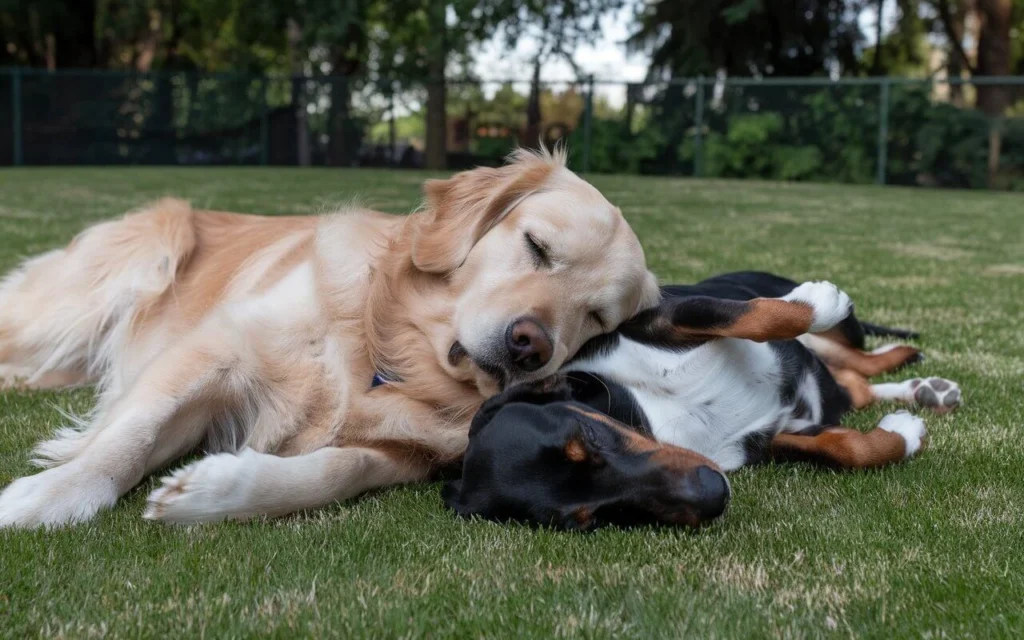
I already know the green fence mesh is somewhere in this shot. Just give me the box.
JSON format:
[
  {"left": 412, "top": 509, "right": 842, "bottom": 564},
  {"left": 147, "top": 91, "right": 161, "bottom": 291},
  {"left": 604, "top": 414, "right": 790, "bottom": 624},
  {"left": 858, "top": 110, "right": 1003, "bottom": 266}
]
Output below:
[{"left": 2, "top": 69, "right": 1022, "bottom": 190}]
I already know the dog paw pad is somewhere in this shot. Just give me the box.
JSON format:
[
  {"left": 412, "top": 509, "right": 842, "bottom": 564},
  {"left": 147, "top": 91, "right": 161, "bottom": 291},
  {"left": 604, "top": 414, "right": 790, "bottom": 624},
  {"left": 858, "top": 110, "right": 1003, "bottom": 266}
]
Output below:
[{"left": 912, "top": 378, "right": 962, "bottom": 414}]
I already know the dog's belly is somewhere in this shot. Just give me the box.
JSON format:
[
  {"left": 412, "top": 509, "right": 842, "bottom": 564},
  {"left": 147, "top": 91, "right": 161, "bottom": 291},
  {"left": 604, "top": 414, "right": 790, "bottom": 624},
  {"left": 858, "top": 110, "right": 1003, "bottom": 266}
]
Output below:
[
  {"left": 572, "top": 338, "right": 824, "bottom": 470},
  {"left": 638, "top": 341, "right": 796, "bottom": 470}
]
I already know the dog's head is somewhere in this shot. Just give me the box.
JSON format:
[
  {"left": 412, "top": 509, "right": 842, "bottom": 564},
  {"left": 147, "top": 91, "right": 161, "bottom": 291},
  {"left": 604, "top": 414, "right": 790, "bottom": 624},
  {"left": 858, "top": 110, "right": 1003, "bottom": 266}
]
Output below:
[
  {"left": 411, "top": 149, "right": 659, "bottom": 394},
  {"left": 442, "top": 376, "right": 730, "bottom": 531}
]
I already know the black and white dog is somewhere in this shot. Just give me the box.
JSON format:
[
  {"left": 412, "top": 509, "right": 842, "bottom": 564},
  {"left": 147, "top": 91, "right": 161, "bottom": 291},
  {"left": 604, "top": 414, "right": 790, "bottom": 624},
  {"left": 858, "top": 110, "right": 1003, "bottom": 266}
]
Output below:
[{"left": 443, "top": 272, "right": 961, "bottom": 530}]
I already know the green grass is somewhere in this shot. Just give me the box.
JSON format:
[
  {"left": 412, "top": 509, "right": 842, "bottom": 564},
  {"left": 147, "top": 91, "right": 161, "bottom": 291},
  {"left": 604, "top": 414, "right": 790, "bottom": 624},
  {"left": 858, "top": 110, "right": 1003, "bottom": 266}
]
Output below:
[{"left": 1, "top": 168, "right": 1023, "bottom": 637}]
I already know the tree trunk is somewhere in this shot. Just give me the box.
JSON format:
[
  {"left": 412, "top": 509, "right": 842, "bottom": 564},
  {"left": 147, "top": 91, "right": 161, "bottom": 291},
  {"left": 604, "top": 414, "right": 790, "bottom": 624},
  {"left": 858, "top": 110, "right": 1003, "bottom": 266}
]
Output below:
[
  {"left": 975, "top": 0, "right": 1012, "bottom": 183},
  {"left": 424, "top": 1, "right": 447, "bottom": 170},
  {"left": 327, "top": 75, "right": 353, "bottom": 166},
  {"left": 389, "top": 92, "right": 397, "bottom": 165},
  {"left": 947, "top": 6, "right": 965, "bottom": 107},
  {"left": 524, "top": 56, "right": 543, "bottom": 148},
  {"left": 870, "top": 0, "right": 885, "bottom": 75},
  {"left": 624, "top": 84, "right": 637, "bottom": 134},
  {"left": 287, "top": 18, "right": 311, "bottom": 167},
  {"left": 975, "top": 0, "right": 1012, "bottom": 114}
]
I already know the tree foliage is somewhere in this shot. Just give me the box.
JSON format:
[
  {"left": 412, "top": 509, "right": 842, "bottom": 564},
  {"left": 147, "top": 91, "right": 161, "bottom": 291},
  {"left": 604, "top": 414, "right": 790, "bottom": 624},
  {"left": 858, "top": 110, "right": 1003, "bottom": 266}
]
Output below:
[{"left": 628, "top": 0, "right": 864, "bottom": 78}]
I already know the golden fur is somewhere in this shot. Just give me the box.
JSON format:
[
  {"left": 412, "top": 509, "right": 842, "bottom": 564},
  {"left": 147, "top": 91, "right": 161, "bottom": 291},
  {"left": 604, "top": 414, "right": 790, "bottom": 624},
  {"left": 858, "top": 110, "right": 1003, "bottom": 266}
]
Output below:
[{"left": 0, "top": 149, "right": 660, "bottom": 527}]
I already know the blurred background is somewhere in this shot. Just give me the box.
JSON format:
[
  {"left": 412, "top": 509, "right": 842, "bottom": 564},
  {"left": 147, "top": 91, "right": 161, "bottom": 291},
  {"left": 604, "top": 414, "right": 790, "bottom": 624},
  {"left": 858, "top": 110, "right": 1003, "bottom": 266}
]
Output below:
[{"left": 1, "top": 0, "right": 1022, "bottom": 189}]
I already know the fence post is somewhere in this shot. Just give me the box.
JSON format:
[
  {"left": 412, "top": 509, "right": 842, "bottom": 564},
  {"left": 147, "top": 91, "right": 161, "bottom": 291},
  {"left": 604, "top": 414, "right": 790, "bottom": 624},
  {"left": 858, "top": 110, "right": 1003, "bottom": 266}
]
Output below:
[
  {"left": 876, "top": 78, "right": 890, "bottom": 185},
  {"left": 581, "top": 75, "right": 594, "bottom": 173},
  {"left": 694, "top": 77, "right": 705, "bottom": 178},
  {"left": 12, "top": 67, "right": 22, "bottom": 166},
  {"left": 388, "top": 89, "right": 397, "bottom": 166},
  {"left": 259, "top": 77, "right": 269, "bottom": 166}
]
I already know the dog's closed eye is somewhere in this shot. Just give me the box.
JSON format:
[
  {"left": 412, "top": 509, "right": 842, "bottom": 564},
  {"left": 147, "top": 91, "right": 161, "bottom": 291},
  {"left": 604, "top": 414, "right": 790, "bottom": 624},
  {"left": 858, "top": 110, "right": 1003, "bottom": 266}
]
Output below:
[{"left": 524, "top": 233, "right": 552, "bottom": 269}]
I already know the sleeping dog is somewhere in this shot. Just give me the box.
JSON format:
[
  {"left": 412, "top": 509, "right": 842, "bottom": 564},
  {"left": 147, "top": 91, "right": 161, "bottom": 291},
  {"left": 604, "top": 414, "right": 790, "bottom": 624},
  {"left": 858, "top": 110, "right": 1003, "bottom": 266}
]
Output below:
[{"left": 443, "top": 272, "right": 961, "bottom": 530}]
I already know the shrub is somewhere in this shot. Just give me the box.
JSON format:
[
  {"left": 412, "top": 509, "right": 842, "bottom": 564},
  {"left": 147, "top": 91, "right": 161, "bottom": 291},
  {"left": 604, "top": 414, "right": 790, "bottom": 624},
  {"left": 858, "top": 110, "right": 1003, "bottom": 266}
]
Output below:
[
  {"left": 680, "top": 112, "right": 823, "bottom": 181},
  {"left": 566, "top": 118, "right": 662, "bottom": 174},
  {"left": 635, "top": 82, "right": 1024, "bottom": 189}
]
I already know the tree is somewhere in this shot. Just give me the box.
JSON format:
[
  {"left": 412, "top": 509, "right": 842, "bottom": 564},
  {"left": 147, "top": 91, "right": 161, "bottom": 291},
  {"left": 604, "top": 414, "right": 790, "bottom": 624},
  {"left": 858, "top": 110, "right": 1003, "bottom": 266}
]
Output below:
[
  {"left": 627, "top": 0, "right": 864, "bottom": 78},
  {"left": 0, "top": 0, "right": 99, "bottom": 68},
  {"left": 862, "top": 0, "right": 931, "bottom": 77},
  {"left": 425, "top": 0, "right": 448, "bottom": 169},
  {"left": 490, "top": 0, "right": 624, "bottom": 147},
  {"left": 928, "top": 0, "right": 1019, "bottom": 180},
  {"left": 362, "top": 0, "right": 483, "bottom": 170}
]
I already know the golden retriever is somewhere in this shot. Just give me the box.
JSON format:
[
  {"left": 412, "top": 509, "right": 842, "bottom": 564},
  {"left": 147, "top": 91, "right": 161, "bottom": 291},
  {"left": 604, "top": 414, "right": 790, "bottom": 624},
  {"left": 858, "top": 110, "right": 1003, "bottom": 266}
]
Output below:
[{"left": 0, "top": 149, "right": 659, "bottom": 527}]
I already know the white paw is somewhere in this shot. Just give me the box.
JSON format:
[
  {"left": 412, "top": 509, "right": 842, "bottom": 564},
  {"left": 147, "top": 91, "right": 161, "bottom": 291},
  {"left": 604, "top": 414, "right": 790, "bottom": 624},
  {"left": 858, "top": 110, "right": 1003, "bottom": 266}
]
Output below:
[
  {"left": 144, "top": 450, "right": 258, "bottom": 524},
  {"left": 0, "top": 463, "right": 117, "bottom": 529},
  {"left": 782, "top": 281, "right": 853, "bottom": 333},
  {"left": 879, "top": 411, "right": 928, "bottom": 458},
  {"left": 910, "top": 378, "right": 962, "bottom": 414}
]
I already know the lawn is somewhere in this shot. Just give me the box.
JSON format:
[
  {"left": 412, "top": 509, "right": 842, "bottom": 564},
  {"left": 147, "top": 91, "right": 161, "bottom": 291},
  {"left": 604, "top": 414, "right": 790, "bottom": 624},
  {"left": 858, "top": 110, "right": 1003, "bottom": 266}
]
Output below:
[{"left": 1, "top": 168, "right": 1023, "bottom": 637}]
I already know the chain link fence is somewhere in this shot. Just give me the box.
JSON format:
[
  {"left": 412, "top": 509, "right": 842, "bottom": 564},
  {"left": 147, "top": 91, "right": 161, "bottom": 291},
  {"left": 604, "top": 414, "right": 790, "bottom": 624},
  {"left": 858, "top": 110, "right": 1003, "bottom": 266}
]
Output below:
[{"left": 1, "top": 68, "right": 1022, "bottom": 189}]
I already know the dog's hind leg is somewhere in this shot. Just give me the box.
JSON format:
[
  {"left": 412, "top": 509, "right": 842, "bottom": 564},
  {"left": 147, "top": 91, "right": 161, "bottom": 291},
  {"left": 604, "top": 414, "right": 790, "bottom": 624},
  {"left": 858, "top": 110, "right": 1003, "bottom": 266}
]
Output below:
[
  {"left": 871, "top": 378, "right": 962, "bottom": 414},
  {"left": 830, "top": 369, "right": 876, "bottom": 409},
  {"left": 769, "top": 412, "right": 927, "bottom": 469},
  {"left": 832, "top": 368, "right": 961, "bottom": 413},
  {"left": 799, "top": 334, "right": 922, "bottom": 377}
]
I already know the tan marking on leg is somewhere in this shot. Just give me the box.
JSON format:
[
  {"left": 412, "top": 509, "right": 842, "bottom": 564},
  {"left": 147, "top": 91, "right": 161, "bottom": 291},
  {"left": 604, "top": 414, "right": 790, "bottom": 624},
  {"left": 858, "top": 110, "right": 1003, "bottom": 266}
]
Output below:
[
  {"left": 817, "top": 326, "right": 854, "bottom": 347},
  {"left": 770, "top": 426, "right": 909, "bottom": 469},
  {"left": 716, "top": 299, "right": 814, "bottom": 342},
  {"left": 832, "top": 368, "right": 876, "bottom": 409},
  {"left": 803, "top": 335, "right": 921, "bottom": 378}
]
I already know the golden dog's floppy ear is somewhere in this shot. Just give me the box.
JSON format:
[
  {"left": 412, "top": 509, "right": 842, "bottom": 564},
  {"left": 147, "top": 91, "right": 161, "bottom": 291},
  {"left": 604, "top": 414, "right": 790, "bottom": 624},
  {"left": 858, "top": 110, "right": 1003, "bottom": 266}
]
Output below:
[
  {"left": 637, "top": 270, "right": 661, "bottom": 312},
  {"left": 411, "top": 152, "right": 560, "bottom": 273}
]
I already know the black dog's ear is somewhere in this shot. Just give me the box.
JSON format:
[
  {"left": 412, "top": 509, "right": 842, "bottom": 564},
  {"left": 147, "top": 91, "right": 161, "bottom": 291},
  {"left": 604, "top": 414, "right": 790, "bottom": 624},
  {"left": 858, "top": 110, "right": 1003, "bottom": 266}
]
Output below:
[
  {"left": 469, "top": 375, "right": 574, "bottom": 437},
  {"left": 442, "top": 480, "right": 489, "bottom": 521},
  {"left": 441, "top": 479, "right": 464, "bottom": 512}
]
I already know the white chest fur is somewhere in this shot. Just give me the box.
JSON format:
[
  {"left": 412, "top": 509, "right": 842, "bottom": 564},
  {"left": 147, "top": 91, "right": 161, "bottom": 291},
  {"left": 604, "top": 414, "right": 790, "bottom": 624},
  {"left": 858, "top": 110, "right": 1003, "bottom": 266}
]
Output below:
[{"left": 570, "top": 337, "right": 813, "bottom": 471}]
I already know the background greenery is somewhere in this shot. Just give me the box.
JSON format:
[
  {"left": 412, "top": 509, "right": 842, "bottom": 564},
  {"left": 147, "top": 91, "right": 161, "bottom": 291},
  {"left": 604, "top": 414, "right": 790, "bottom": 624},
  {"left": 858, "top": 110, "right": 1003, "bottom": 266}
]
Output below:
[
  {"left": 3, "top": 1, "right": 1023, "bottom": 183},
  {"left": 1, "top": 168, "right": 1022, "bottom": 636}
]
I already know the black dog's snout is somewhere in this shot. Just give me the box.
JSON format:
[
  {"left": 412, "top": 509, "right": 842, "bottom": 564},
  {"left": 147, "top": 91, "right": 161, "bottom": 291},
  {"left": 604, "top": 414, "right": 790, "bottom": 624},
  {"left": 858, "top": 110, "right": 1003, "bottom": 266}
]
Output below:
[
  {"left": 505, "top": 318, "right": 553, "bottom": 372},
  {"left": 677, "top": 465, "right": 730, "bottom": 520}
]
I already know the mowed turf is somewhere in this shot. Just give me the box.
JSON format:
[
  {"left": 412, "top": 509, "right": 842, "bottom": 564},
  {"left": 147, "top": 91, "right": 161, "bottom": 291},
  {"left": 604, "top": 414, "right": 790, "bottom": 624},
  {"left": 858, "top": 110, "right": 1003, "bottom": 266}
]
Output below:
[{"left": 1, "top": 168, "right": 1023, "bottom": 638}]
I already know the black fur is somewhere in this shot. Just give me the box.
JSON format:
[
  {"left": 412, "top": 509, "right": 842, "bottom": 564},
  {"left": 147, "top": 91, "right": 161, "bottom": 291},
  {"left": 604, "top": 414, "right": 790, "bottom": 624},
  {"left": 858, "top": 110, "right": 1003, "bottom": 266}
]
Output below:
[{"left": 564, "top": 372, "right": 652, "bottom": 437}]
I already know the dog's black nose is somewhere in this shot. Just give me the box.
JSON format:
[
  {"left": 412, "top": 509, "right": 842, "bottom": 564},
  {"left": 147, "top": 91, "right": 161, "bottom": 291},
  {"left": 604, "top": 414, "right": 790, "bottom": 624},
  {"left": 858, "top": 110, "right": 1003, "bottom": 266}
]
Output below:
[
  {"left": 677, "top": 465, "right": 730, "bottom": 520},
  {"left": 505, "top": 318, "right": 553, "bottom": 372}
]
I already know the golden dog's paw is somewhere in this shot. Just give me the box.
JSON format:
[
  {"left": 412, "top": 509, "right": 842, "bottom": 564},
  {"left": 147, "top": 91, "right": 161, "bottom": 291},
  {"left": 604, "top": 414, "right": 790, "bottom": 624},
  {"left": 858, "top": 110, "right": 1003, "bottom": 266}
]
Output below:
[
  {"left": 0, "top": 463, "right": 117, "bottom": 529},
  {"left": 144, "top": 450, "right": 256, "bottom": 524}
]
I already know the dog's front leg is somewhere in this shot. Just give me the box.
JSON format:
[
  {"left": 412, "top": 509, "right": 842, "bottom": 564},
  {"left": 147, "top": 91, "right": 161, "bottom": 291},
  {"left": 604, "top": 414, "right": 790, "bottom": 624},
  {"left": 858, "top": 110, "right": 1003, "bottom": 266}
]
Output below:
[
  {"left": 769, "top": 412, "right": 928, "bottom": 469},
  {"left": 143, "top": 447, "right": 431, "bottom": 524},
  {"left": 0, "top": 325, "right": 247, "bottom": 529},
  {"left": 620, "top": 281, "right": 852, "bottom": 345}
]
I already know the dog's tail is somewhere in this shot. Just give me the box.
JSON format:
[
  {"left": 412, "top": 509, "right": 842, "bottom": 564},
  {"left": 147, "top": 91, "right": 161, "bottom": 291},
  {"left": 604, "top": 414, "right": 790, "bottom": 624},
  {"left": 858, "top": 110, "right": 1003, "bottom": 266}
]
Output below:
[
  {"left": 827, "top": 313, "right": 919, "bottom": 350},
  {"left": 0, "top": 198, "right": 196, "bottom": 389},
  {"left": 860, "top": 322, "right": 920, "bottom": 341}
]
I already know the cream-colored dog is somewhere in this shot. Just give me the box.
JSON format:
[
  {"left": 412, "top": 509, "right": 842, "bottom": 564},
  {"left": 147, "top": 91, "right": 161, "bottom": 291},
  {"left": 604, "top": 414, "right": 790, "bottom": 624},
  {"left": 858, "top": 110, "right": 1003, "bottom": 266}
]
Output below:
[{"left": 0, "top": 149, "right": 659, "bottom": 528}]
